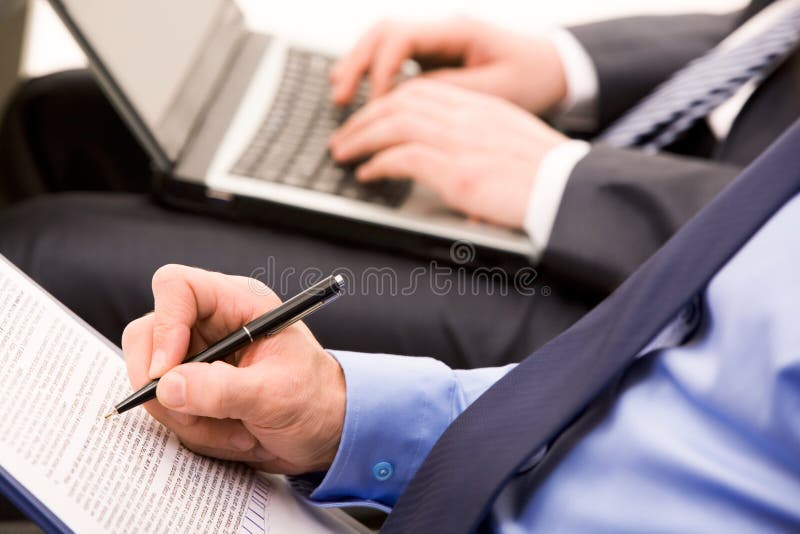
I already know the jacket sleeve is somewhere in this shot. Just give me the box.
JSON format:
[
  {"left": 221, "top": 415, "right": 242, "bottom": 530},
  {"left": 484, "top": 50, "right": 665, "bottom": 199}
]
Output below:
[
  {"left": 567, "top": 12, "right": 739, "bottom": 132},
  {"left": 540, "top": 146, "right": 741, "bottom": 294}
]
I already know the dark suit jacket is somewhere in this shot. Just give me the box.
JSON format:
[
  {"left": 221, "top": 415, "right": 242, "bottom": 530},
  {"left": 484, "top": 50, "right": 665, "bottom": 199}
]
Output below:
[{"left": 545, "top": 0, "right": 794, "bottom": 294}]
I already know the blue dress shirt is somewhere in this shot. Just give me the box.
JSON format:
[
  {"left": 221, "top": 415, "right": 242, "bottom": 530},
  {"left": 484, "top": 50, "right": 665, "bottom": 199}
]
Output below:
[{"left": 303, "top": 192, "right": 800, "bottom": 532}]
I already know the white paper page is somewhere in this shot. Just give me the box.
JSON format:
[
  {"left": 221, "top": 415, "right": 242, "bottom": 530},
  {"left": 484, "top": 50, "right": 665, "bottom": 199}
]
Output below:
[{"left": 0, "top": 257, "right": 361, "bottom": 533}]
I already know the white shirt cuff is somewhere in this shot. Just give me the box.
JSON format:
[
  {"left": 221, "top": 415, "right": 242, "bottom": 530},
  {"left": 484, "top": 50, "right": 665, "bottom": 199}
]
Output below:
[
  {"left": 548, "top": 28, "right": 599, "bottom": 132},
  {"left": 524, "top": 140, "right": 591, "bottom": 255}
]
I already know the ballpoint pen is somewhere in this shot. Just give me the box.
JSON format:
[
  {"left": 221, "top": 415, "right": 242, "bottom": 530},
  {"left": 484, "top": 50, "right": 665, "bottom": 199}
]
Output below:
[{"left": 104, "top": 274, "right": 345, "bottom": 418}]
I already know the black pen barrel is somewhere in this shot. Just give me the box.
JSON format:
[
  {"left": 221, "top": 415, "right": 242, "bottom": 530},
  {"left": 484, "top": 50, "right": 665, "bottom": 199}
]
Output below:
[
  {"left": 244, "top": 275, "right": 344, "bottom": 338},
  {"left": 115, "top": 381, "right": 158, "bottom": 415},
  {"left": 186, "top": 328, "right": 252, "bottom": 365}
]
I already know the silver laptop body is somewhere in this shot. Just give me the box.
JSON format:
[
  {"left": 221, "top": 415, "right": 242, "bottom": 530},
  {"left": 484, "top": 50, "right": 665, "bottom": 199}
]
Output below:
[{"left": 48, "top": 0, "right": 535, "bottom": 266}]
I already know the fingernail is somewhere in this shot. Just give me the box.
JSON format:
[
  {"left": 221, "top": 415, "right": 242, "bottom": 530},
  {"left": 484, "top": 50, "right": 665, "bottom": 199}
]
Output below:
[
  {"left": 158, "top": 371, "right": 186, "bottom": 408},
  {"left": 230, "top": 430, "right": 256, "bottom": 451},
  {"left": 149, "top": 348, "right": 168, "bottom": 379},
  {"left": 356, "top": 166, "right": 368, "bottom": 180}
]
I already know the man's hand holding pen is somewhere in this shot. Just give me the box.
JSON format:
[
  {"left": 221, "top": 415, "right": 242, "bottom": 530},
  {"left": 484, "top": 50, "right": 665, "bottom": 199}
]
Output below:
[{"left": 121, "top": 264, "right": 346, "bottom": 475}]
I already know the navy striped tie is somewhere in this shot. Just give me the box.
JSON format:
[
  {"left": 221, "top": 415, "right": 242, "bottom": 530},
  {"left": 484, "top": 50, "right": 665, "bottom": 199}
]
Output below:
[{"left": 599, "top": 6, "right": 800, "bottom": 152}]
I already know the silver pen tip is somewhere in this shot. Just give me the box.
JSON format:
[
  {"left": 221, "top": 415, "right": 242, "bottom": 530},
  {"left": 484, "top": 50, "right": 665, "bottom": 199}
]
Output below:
[
  {"left": 334, "top": 274, "right": 345, "bottom": 287},
  {"left": 103, "top": 409, "right": 118, "bottom": 420}
]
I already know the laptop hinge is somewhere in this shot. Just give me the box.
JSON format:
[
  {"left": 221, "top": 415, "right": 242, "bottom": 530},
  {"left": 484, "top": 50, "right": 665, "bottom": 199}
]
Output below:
[{"left": 155, "top": 1, "right": 249, "bottom": 163}]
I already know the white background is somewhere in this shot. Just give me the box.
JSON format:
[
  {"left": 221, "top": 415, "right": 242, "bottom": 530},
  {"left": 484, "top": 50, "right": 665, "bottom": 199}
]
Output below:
[{"left": 22, "top": 0, "right": 746, "bottom": 76}]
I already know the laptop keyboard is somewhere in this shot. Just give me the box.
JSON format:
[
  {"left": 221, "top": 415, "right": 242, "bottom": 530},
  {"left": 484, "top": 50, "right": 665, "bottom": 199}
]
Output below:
[{"left": 231, "top": 48, "right": 413, "bottom": 208}]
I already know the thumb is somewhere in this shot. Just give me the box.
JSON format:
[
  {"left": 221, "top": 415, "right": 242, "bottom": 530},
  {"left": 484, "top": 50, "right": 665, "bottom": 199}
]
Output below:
[{"left": 157, "top": 360, "right": 262, "bottom": 420}]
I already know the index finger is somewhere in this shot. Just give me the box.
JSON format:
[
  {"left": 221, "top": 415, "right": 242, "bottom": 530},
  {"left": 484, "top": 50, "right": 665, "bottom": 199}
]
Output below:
[
  {"left": 330, "top": 21, "right": 388, "bottom": 106},
  {"left": 332, "top": 18, "right": 481, "bottom": 105},
  {"left": 148, "top": 264, "right": 280, "bottom": 379},
  {"left": 122, "top": 313, "right": 158, "bottom": 392}
]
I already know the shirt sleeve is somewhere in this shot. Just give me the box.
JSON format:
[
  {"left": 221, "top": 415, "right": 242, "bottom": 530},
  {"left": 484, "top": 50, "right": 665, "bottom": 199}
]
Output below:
[
  {"left": 293, "top": 303, "right": 699, "bottom": 511},
  {"left": 524, "top": 140, "right": 591, "bottom": 256},
  {"left": 304, "top": 351, "right": 515, "bottom": 510},
  {"left": 548, "top": 28, "right": 600, "bottom": 132}
]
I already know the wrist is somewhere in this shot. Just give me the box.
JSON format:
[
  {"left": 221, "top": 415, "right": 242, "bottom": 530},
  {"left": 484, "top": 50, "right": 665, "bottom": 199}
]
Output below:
[
  {"left": 309, "top": 351, "right": 459, "bottom": 507},
  {"left": 537, "top": 36, "right": 569, "bottom": 114},
  {"left": 524, "top": 139, "right": 591, "bottom": 253},
  {"left": 316, "top": 350, "right": 346, "bottom": 469},
  {"left": 516, "top": 33, "right": 569, "bottom": 115},
  {"left": 511, "top": 136, "right": 570, "bottom": 230},
  {"left": 546, "top": 28, "right": 599, "bottom": 131}
]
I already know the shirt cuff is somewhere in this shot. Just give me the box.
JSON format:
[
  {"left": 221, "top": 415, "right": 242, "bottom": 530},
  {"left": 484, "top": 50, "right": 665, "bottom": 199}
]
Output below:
[
  {"left": 548, "top": 28, "right": 599, "bottom": 132},
  {"left": 524, "top": 140, "right": 591, "bottom": 255},
  {"left": 307, "top": 351, "right": 459, "bottom": 510}
]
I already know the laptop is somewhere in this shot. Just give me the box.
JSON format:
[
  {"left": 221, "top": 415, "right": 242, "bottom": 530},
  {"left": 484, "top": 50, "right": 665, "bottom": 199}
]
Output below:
[{"left": 47, "top": 0, "right": 535, "bottom": 267}]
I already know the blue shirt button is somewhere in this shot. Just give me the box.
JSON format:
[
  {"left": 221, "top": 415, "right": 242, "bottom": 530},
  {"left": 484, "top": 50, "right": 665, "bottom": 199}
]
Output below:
[{"left": 372, "top": 461, "right": 394, "bottom": 481}]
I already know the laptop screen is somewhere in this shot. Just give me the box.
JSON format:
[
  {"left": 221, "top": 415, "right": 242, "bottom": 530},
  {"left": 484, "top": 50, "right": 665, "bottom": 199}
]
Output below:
[{"left": 53, "top": 0, "right": 237, "bottom": 164}]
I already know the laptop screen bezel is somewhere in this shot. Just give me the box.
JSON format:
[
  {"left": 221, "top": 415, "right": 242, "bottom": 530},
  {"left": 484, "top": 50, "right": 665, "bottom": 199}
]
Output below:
[{"left": 46, "top": 0, "right": 173, "bottom": 173}]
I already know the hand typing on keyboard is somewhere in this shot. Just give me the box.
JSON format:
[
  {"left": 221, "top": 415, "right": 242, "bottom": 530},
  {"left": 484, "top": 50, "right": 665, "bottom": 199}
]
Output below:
[
  {"left": 326, "top": 17, "right": 572, "bottom": 229},
  {"left": 329, "top": 78, "right": 568, "bottom": 229},
  {"left": 329, "top": 17, "right": 568, "bottom": 115}
]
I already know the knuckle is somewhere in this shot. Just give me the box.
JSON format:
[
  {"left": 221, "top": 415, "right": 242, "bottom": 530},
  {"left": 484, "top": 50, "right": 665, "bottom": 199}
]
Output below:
[
  {"left": 407, "top": 78, "right": 442, "bottom": 101},
  {"left": 168, "top": 410, "right": 197, "bottom": 427},
  {"left": 121, "top": 317, "right": 146, "bottom": 351},
  {"left": 391, "top": 115, "right": 416, "bottom": 139},
  {"left": 238, "top": 274, "right": 277, "bottom": 301},
  {"left": 402, "top": 144, "right": 426, "bottom": 168},
  {"left": 402, "top": 78, "right": 429, "bottom": 95},
  {"left": 384, "top": 31, "right": 410, "bottom": 58},
  {"left": 248, "top": 277, "right": 270, "bottom": 295},
  {"left": 450, "top": 107, "right": 476, "bottom": 128},
  {"left": 388, "top": 112, "right": 422, "bottom": 141},
  {"left": 264, "top": 292, "right": 283, "bottom": 310},
  {"left": 151, "top": 263, "right": 184, "bottom": 290},
  {"left": 382, "top": 93, "right": 405, "bottom": 115},
  {"left": 374, "top": 18, "right": 394, "bottom": 35},
  {"left": 174, "top": 432, "right": 204, "bottom": 453},
  {"left": 121, "top": 322, "right": 135, "bottom": 350},
  {"left": 444, "top": 167, "right": 475, "bottom": 204},
  {"left": 152, "top": 316, "right": 180, "bottom": 339}
]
